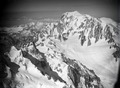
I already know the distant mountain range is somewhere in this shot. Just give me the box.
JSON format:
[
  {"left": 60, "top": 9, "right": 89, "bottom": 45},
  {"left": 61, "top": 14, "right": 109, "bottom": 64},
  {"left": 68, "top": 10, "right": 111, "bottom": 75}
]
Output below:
[{"left": 0, "top": 11, "right": 119, "bottom": 88}]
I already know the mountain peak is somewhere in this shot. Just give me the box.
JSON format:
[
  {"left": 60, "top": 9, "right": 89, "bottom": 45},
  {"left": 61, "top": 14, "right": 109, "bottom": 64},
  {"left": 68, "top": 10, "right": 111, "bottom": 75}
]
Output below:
[
  {"left": 0, "top": 11, "right": 119, "bottom": 88},
  {"left": 61, "top": 11, "right": 85, "bottom": 21},
  {"left": 100, "top": 17, "right": 118, "bottom": 27},
  {"left": 63, "top": 11, "right": 82, "bottom": 16}
]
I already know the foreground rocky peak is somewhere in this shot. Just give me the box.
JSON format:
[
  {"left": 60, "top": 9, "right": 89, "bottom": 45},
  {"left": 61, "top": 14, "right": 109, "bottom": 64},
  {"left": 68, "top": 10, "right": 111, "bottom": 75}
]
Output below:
[{"left": 0, "top": 11, "right": 119, "bottom": 88}]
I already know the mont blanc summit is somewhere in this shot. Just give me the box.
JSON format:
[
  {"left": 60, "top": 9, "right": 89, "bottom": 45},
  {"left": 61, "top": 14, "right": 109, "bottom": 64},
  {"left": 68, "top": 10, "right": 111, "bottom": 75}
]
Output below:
[{"left": 0, "top": 11, "right": 119, "bottom": 88}]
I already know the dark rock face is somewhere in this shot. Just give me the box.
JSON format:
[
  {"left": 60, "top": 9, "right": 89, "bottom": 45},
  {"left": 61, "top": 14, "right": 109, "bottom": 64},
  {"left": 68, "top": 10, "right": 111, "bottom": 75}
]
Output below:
[
  {"left": 68, "top": 66, "right": 80, "bottom": 88},
  {"left": 61, "top": 53, "right": 103, "bottom": 88},
  {"left": 112, "top": 44, "right": 120, "bottom": 61},
  {"left": 62, "top": 33, "right": 68, "bottom": 41},
  {"left": 22, "top": 50, "right": 66, "bottom": 84},
  {"left": 0, "top": 53, "right": 20, "bottom": 88},
  {"left": 0, "top": 31, "right": 13, "bottom": 53}
]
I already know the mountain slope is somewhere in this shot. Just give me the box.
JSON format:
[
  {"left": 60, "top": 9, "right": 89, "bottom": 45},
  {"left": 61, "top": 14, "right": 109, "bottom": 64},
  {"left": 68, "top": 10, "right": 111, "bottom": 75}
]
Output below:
[{"left": 0, "top": 11, "right": 119, "bottom": 88}]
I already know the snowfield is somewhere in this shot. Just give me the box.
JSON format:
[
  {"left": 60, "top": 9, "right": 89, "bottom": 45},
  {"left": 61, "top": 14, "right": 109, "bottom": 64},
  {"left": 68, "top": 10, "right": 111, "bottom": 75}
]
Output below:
[{"left": 61, "top": 37, "right": 119, "bottom": 88}]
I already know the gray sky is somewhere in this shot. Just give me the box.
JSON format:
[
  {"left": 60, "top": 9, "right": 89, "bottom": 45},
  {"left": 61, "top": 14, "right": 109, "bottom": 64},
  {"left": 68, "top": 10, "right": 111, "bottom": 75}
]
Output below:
[{"left": 0, "top": 0, "right": 119, "bottom": 21}]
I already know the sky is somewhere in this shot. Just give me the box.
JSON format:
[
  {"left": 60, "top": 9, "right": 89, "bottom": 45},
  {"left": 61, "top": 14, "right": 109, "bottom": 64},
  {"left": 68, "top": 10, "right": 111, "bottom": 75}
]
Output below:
[{"left": 0, "top": 0, "right": 119, "bottom": 26}]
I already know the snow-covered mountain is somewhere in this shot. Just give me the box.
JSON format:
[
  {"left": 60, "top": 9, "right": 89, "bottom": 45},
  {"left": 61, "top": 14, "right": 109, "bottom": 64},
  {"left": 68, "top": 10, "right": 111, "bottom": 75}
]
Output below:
[{"left": 0, "top": 11, "right": 119, "bottom": 88}]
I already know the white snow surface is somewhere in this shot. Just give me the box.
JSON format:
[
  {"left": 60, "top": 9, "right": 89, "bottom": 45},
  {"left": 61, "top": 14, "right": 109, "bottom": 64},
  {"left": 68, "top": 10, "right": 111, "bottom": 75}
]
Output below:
[{"left": 60, "top": 36, "right": 119, "bottom": 88}]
